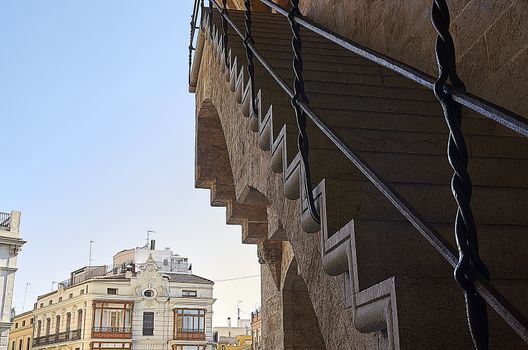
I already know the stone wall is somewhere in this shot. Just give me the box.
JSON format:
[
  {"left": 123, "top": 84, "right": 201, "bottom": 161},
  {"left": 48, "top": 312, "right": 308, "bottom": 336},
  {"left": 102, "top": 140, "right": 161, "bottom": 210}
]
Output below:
[
  {"left": 298, "top": 0, "right": 528, "bottom": 117},
  {"left": 195, "top": 37, "right": 379, "bottom": 349},
  {"left": 282, "top": 259, "right": 326, "bottom": 350}
]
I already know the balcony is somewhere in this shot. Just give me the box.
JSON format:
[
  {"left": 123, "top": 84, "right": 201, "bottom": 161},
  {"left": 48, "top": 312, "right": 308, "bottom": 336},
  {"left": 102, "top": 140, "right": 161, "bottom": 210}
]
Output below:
[
  {"left": 33, "top": 329, "right": 81, "bottom": 346},
  {"left": 0, "top": 212, "right": 10, "bottom": 230},
  {"left": 92, "top": 327, "right": 132, "bottom": 339},
  {"left": 175, "top": 328, "right": 205, "bottom": 341}
]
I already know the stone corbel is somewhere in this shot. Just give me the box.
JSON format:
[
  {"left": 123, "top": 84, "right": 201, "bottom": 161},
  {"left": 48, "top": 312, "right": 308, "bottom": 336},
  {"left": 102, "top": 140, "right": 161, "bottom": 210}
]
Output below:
[{"left": 257, "top": 240, "right": 282, "bottom": 290}]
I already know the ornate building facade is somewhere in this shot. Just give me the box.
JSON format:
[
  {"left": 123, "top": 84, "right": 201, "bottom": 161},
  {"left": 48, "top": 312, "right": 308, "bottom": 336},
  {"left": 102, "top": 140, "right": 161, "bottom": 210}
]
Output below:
[{"left": 31, "top": 243, "right": 214, "bottom": 350}]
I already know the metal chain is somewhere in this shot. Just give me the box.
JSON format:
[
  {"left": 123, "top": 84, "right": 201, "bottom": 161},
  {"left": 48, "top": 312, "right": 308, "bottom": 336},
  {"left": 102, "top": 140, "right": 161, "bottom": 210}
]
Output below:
[
  {"left": 200, "top": 0, "right": 204, "bottom": 26},
  {"left": 288, "top": 0, "right": 320, "bottom": 224},
  {"left": 188, "top": 13, "right": 195, "bottom": 83},
  {"left": 208, "top": 0, "right": 213, "bottom": 39},
  {"left": 432, "top": 1, "right": 490, "bottom": 348},
  {"left": 221, "top": 0, "right": 229, "bottom": 69},
  {"left": 244, "top": 0, "right": 257, "bottom": 117}
]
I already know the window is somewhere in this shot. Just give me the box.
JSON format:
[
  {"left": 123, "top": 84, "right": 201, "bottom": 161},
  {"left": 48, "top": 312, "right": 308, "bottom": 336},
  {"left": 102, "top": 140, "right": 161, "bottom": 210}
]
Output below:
[
  {"left": 174, "top": 309, "right": 205, "bottom": 340},
  {"left": 22, "top": 320, "right": 25, "bottom": 327},
  {"left": 59, "top": 297, "right": 63, "bottom": 302},
  {"left": 107, "top": 288, "right": 118, "bottom": 295},
  {"left": 143, "top": 289, "right": 154, "bottom": 298},
  {"left": 66, "top": 313, "right": 72, "bottom": 332},
  {"left": 30, "top": 318, "right": 33, "bottom": 324},
  {"left": 49, "top": 300, "right": 52, "bottom": 305},
  {"left": 11, "top": 341, "right": 14, "bottom": 350},
  {"left": 14, "top": 323, "right": 18, "bottom": 329},
  {"left": 92, "top": 302, "right": 133, "bottom": 337},
  {"left": 182, "top": 290, "right": 197, "bottom": 297},
  {"left": 80, "top": 289, "right": 85, "bottom": 295},
  {"left": 26, "top": 338, "right": 30, "bottom": 350},
  {"left": 36, "top": 320, "right": 42, "bottom": 338},
  {"left": 78, "top": 310, "right": 83, "bottom": 330},
  {"left": 91, "top": 342, "right": 131, "bottom": 350},
  {"left": 39, "top": 303, "right": 43, "bottom": 308},
  {"left": 45, "top": 318, "right": 51, "bottom": 336},
  {"left": 55, "top": 315, "right": 61, "bottom": 335},
  {"left": 142, "top": 312, "right": 154, "bottom": 336},
  {"left": 69, "top": 293, "right": 73, "bottom": 299},
  {"left": 18, "top": 340, "right": 22, "bottom": 350},
  {"left": 163, "top": 259, "right": 169, "bottom": 266}
]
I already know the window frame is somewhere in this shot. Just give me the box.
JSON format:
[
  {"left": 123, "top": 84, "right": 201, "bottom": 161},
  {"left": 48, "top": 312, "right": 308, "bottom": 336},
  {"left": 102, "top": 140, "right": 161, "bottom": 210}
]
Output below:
[
  {"left": 142, "top": 312, "right": 154, "bottom": 336},
  {"left": 182, "top": 290, "right": 197, "bottom": 298},
  {"left": 174, "top": 309, "right": 206, "bottom": 340},
  {"left": 91, "top": 301, "right": 133, "bottom": 338}
]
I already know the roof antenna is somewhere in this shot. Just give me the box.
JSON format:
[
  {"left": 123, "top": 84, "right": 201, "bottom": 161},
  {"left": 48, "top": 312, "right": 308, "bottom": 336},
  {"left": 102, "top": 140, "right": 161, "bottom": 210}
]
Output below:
[
  {"left": 21, "top": 282, "right": 31, "bottom": 312},
  {"left": 88, "top": 240, "right": 95, "bottom": 267}
]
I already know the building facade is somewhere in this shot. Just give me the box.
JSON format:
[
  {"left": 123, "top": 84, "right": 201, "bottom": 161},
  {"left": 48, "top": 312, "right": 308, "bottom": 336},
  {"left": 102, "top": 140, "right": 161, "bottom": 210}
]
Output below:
[
  {"left": 31, "top": 243, "right": 214, "bottom": 350},
  {"left": 216, "top": 335, "right": 251, "bottom": 350},
  {"left": 190, "top": 0, "right": 528, "bottom": 349},
  {"left": 8, "top": 311, "right": 33, "bottom": 350},
  {"left": 249, "top": 311, "right": 260, "bottom": 350},
  {"left": 0, "top": 211, "right": 26, "bottom": 350}
]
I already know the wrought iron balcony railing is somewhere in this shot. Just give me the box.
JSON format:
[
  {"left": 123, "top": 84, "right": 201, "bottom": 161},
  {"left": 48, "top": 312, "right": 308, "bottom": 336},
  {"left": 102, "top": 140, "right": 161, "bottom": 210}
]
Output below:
[
  {"left": 32, "top": 329, "right": 81, "bottom": 347},
  {"left": 188, "top": 0, "right": 528, "bottom": 348},
  {"left": 92, "top": 326, "right": 132, "bottom": 333},
  {"left": 0, "top": 212, "right": 11, "bottom": 230}
]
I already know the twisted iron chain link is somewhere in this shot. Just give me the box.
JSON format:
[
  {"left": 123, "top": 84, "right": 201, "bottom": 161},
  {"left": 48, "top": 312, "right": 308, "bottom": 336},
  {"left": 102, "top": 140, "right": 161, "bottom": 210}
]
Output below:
[
  {"left": 208, "top": 0, "right": 213, "bottom": 39},
  {"left": 188, "top": 15, "right": 195, "bottom": 72},
  {"left": 221, "top": 0, "right": 230, "bottom": 69},
  {"left": 244, "top": 0, "right": 257, "bottom": 116},
  {"left": 288, "top": 0, "right": 320, "bottom": 224},
  {"left": 200, "top": 0, "right": 204, "bottom": 25},
  {"left": 432, "top": 1, "right": 490, "bottom": 348}
]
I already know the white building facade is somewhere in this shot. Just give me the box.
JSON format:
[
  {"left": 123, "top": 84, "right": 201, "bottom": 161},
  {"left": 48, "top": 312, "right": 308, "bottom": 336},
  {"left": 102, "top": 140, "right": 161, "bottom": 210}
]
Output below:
[
  {"left": 0, "top": 211, "right": 25, "bottom": 350},
  {"left": 31, "top": 242, "right": 215, "bottom": 350}
]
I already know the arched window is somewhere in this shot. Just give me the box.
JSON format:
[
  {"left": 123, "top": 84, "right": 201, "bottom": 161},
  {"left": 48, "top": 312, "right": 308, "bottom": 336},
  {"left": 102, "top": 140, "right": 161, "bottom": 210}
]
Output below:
[
  {"left": 36, "top": 320, "right": 42, "bottom": 338},
  {"left": 55, "top": 315, "right": 61, "bottom": 335},
  {"left": 77, "top": 309, "right": 83, "bottom": 330},
  {"left": 66, "top": 312, "right": 72, "bottom": 332},
  {"left": 45, "top": 318, "right": 51, "bottom": 336}
]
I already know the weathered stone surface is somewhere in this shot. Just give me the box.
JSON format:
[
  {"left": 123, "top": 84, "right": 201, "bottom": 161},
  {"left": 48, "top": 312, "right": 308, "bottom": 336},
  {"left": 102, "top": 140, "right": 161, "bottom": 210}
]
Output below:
[
  {"left": 295, "top": 1, "right": 528, "bottom": 117},
  {"left": 193, "top": 6, "right": 528, "bottom": 349},
  {"left": 195, "top": 34, "right": 377, "bottom": 349}
]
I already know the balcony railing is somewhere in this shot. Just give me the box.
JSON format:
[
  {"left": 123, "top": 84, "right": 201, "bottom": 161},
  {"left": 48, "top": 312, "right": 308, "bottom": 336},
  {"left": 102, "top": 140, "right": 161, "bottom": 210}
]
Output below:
[
  {"left": 33, "top": 329, "right": 81, "bottom": 346},
  {"left": 175, "top": 328, "right": 206, "bottom": 340},
  {"left": 0, "top": 212, "right": 11, "bottom": 230},
  {"left": 92, "top": 326, "right": 132, "bottom": 339}
]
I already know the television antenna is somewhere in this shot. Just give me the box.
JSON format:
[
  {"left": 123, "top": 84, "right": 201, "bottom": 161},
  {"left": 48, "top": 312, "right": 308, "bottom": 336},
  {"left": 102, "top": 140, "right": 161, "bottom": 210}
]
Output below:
[
  {"left": 88, "top": 240, "right": 95, "bottom": 267},
  {"left": 21, "top": 282, "right": 30, "bottom": 312}
]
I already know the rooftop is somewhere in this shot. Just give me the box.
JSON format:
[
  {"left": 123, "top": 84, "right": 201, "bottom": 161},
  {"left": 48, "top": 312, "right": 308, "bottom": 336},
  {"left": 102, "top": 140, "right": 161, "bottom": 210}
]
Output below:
[{"left": 167, "top": 273, "right": 214, "bottom": 285}]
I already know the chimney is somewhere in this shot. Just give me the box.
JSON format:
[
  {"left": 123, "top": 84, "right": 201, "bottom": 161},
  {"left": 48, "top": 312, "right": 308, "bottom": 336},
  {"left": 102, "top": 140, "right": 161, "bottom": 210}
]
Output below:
[
  {"left": 150, "top": 240, "right": 156, "bottom": 250},
  {"left": 227, "top": 317, "right": 231, "bottom": 328}
]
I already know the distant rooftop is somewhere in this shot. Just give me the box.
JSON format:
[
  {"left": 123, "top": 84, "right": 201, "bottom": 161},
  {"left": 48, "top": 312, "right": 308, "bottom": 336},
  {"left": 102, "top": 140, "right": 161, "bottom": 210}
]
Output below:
[
  {"left": 168, "top": 273, "right": 214, "bottom": 285},
  {"left": 113, "top": 240, "right": 192, "bottom": 275}
]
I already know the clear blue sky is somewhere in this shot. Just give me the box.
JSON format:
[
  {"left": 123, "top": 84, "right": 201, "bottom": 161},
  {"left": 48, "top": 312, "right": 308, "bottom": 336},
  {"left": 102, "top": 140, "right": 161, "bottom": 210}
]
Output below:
[{"left": 0, "top": 1, "right": 260, "bottom": 326}]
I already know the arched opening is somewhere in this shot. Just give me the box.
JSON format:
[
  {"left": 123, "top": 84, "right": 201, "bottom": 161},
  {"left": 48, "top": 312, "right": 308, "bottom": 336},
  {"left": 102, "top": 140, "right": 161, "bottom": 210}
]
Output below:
[{"left": 283, "top": 258, "right": 326, "bottom": 350}]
